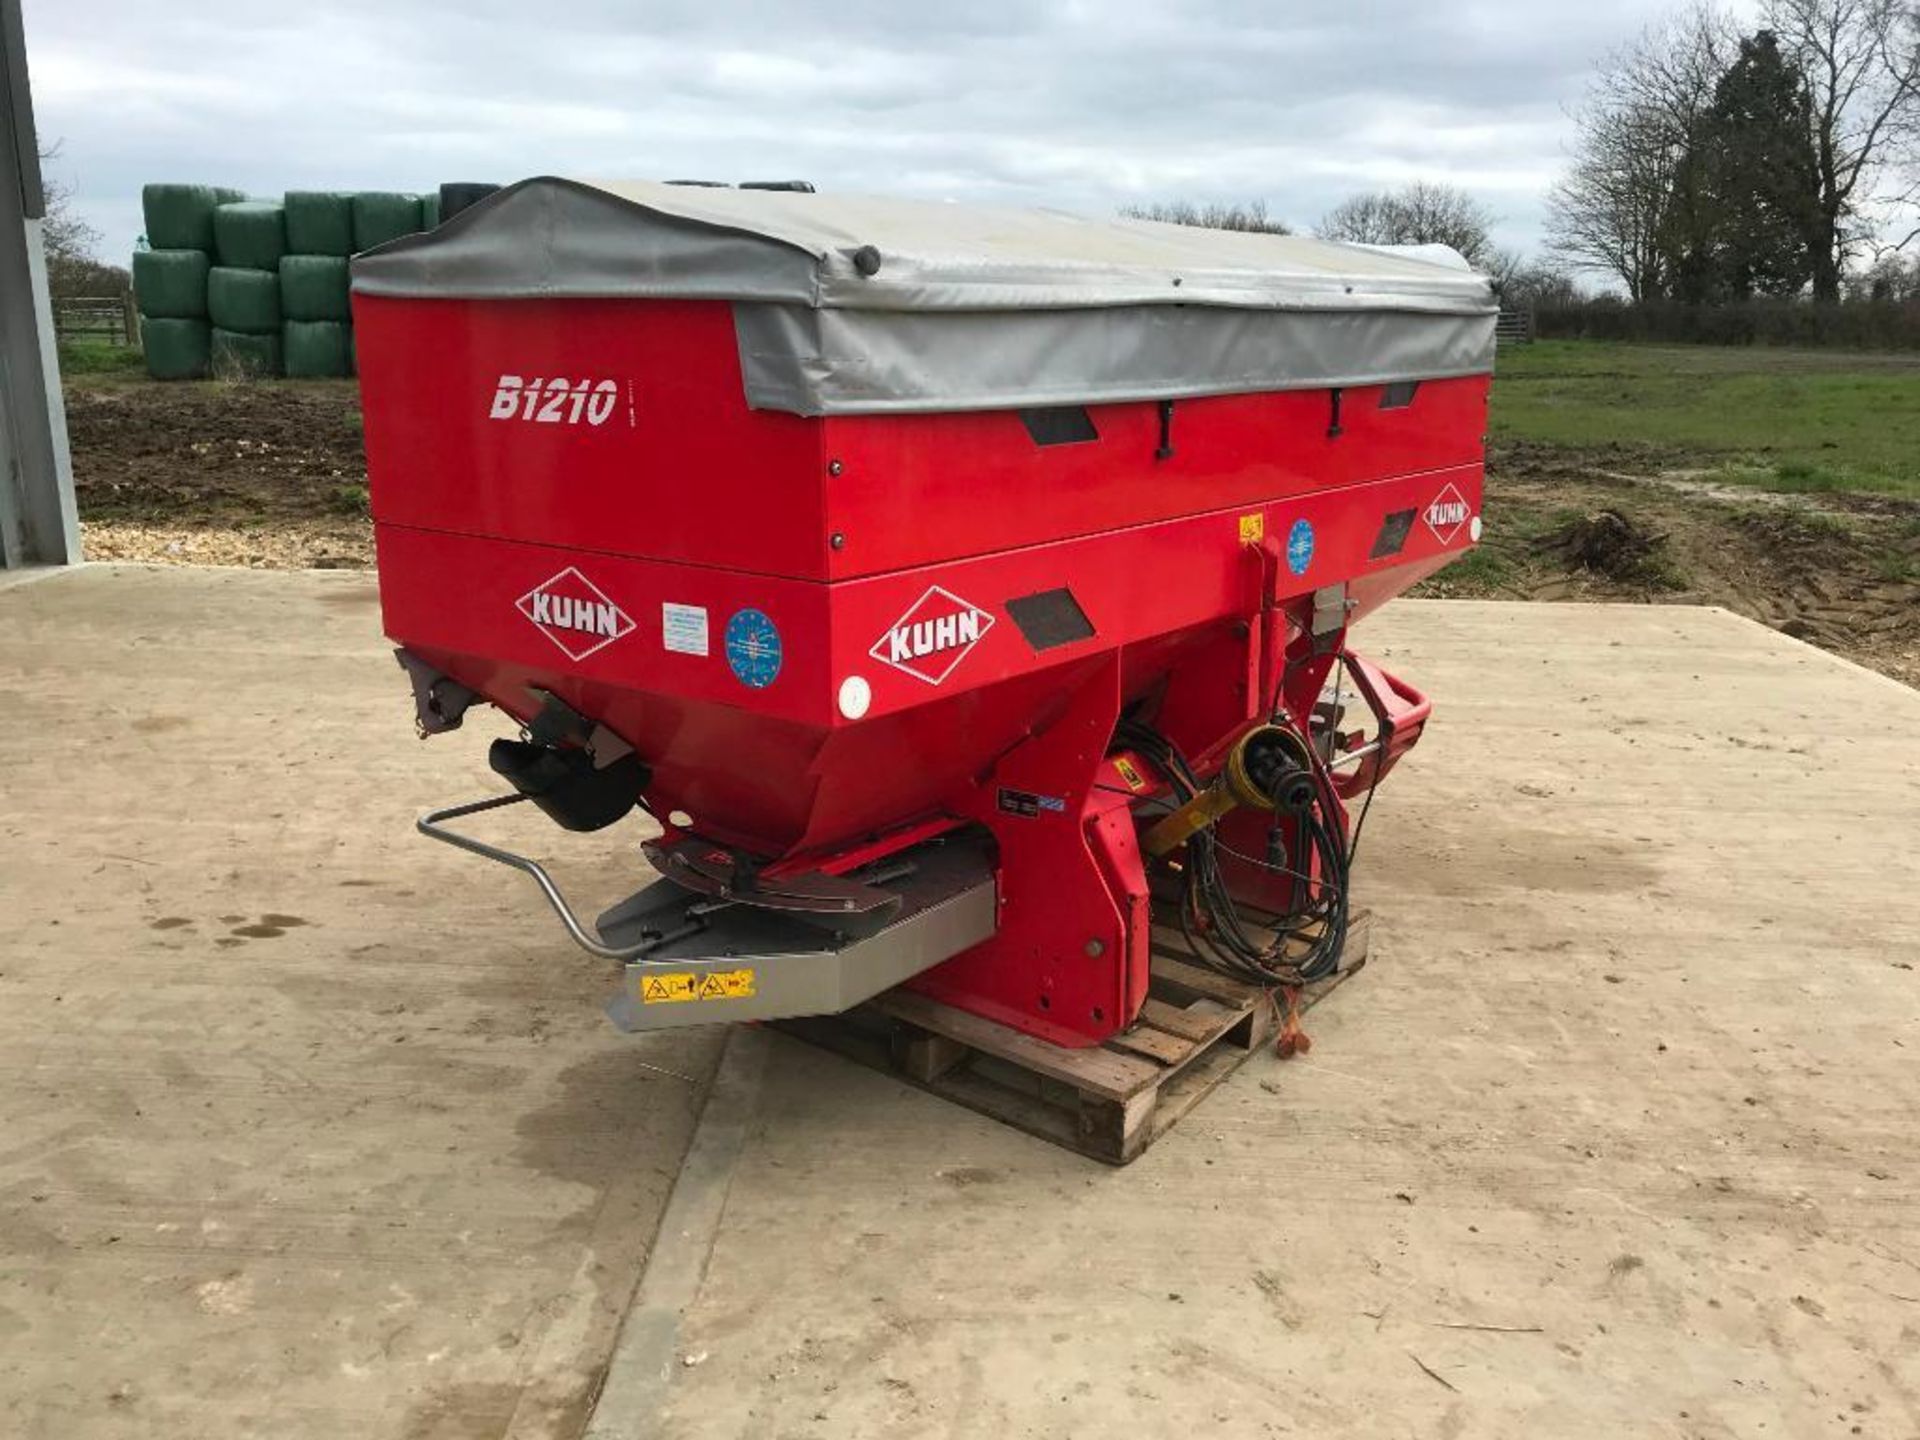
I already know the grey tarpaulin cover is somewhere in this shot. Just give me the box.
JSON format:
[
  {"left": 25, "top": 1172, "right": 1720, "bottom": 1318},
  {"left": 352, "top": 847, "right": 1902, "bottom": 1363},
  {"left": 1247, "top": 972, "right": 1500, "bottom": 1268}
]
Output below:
[{"left": 351, "top": 177, "right": 1498, "bottom": 417}]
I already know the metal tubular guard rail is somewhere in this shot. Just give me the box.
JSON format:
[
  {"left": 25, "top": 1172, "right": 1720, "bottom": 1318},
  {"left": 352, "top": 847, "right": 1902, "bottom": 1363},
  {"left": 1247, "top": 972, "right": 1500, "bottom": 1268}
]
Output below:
[{"left": 416, "top": 793, "right": 665, "bottom": 962}]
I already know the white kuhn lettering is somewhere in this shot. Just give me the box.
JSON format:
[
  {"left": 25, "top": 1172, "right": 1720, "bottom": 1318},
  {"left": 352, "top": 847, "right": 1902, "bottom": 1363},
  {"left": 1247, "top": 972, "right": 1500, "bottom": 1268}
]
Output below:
[
  {"left": 869, "top": 585, "right": 995, "bottom": 686},
  {"left": 489, "top": 374, "right": 622, "bottom": 427},
  {"left": 1423, "top": 481, "right": 1471, "bottom": 544},
  {"left": 516, "top": 567, "right": 637, "bottom": 662},
  {"left": 528, "top": 591, "right": 623, "bottom": 637},
  {"left": 887, "top": 608, "right": 982, "bottom": 663}
]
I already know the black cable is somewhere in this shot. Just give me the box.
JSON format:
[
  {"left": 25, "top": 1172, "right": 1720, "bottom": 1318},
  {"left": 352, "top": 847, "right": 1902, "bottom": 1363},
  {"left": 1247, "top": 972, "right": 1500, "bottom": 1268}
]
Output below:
[
  {"left": 1329, "top": 652, "right": 1385, "bottom": 872},
  {"left": 1344, "top": 767, "right": 1380, "bottom": 870},
  {"left": 1121, "top": 711, "right": 1350, "bottom": 989}
]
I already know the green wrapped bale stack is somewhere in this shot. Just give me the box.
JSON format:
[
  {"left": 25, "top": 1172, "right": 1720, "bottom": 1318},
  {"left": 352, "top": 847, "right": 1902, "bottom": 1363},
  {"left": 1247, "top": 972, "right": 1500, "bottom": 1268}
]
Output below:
[
  {"left": 132, "top": 249, "right": 210, "bottom": 319},
  {"left": 140, "top": 317, "right": 212, "bottom": 380},
  {"left": 438, "top": 182, "right": 502, "bottom": 223},
  {"left": 213, "top": 201, "right": 287, "bottom": 270},
  {"left": 137, "top": 177, "right": 488, "bottom": 381},
  {"left": 211, "top": 328, "right": 282, "bottom": 380},
  {"left": 352, "top": 192, "right": 422, "bottom": 252},
  {"left": 283, "top": 320, "right": 354, "bottom": 378},
  {"left": 278, "top": 254, "right": 351, "bottom": 322},
  {"left": 284, "top": 191, "right": 355, "bottom": 256},
  {"left": 208, "top": 266, "right": 282, "bottom": 334},
  {"left": 138, "top": 183, "right": 242, "bottom": 378},
  {"left": 142, "top": 183, "right": 246, "bottom": 251}
]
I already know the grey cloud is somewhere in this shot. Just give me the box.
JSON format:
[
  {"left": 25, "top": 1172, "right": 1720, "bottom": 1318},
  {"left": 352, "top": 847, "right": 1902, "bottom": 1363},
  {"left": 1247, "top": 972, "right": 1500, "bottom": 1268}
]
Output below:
[{"left": 23, "top": 0, "right": 1680, "bottom": 264}]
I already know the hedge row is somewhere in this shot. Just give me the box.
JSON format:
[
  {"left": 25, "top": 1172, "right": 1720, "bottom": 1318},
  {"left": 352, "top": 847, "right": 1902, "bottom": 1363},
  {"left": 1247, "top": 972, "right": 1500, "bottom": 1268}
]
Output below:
[{"left": 1535, "top": 300, "right": 1920, "bottom": 351}]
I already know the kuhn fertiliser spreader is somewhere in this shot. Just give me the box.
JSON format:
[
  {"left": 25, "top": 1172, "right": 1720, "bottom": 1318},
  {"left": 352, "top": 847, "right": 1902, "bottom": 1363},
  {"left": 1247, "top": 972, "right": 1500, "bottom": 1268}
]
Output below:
[{"left": 353, "top": 179, "right": 1493, "bottom": 1052}]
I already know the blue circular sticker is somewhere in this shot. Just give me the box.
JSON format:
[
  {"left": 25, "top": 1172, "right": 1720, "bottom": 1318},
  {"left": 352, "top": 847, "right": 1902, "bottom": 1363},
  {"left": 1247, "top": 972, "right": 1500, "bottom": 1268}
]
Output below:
[
  {"left": 1286, "top": 518, "right": 1316, "bottom": 576},
  {"left": 724, "top": 608, "right": 782, "bottom": 689}
]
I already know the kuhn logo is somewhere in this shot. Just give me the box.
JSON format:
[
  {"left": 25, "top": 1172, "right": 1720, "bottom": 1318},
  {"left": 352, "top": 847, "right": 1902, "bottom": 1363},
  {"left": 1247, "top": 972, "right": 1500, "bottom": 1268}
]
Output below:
[
  {"left": 869, "top": 586, "right": 994, "bottom": 686},
  {"left": 517, "top": 567, "right": 636, "bottom": 661},
  {"left": 489, "top": 375, "right": 625, "bottom": 427},
  {"left": 1424, "top": 483, "right": 1471, "bottom": 544}
]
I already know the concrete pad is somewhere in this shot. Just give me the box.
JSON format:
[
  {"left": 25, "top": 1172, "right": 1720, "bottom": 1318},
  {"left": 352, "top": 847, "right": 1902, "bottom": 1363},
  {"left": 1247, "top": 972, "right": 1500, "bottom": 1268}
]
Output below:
[
  {"left": 637, "top": 602, "right": 1920, "bottom": 1438},
  {"left": 0, "top": 566, "right": 720, "bottom": 1440}
]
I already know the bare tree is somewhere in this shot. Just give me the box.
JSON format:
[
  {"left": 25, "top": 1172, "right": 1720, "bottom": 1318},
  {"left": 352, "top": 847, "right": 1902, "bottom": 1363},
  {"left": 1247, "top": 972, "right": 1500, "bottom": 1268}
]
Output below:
[
  {"left": 1545, "top": 103, "right": 1678, "bottom": 299},
  {"left": 1121, "top": 199, "right": 1291, "bottom": 234},
  {"left": 1515, "top": 261, "right": 1591, "bottom": 308},
  {"left": 1482, "top": 247, "right": 1527, "bottom": 294},
  {"left": 1316, "top": 182, "right": 1497, "bottom": 265},
  {"left": 38, "top": 145, "right": 127, "bottom": 300},
  {"left": 1545, "top": 5, "right": 1734, "bottom": 300},
  {"left": 1845, "top": 247, "right": 1920, "bottom": 296},
  {"left": 1495, "top": 255, "right": 1590, "bottom": 307},
  {"left": 1764, "top": 0, "right": 1920, "bottom": 297}
]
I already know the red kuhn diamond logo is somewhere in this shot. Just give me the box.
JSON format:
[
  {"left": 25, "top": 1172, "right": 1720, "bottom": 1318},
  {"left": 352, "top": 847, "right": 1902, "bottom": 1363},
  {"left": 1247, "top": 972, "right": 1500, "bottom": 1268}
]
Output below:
[
  {"left": 516, "top": 567, "right": 636, "bottom": 661},
  {"left": 869, "top": 585, "right": 995, "bottom": 685},
  {"left": 1424, "top": 482, "right": 1471, "bottom": 544}
]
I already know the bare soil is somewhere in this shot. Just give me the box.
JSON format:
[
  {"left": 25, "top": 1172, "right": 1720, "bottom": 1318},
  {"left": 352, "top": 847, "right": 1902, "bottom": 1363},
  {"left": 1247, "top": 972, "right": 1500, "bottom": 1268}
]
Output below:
[
  {"left": 63, "top": 381, "right": 1920, "bottom": 686},
  {"left": 1416, "top": 439, "right": 1920, "bottom": 688},
  {"left": 69, "top": 380, "right": 371, "bottom": 569}
]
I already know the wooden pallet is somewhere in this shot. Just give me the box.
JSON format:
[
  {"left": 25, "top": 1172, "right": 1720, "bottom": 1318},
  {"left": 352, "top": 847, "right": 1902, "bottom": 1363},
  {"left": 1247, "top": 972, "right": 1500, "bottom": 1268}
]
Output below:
[{"left": 775, "top": 909, "right": 1370, "bottom": 1165}]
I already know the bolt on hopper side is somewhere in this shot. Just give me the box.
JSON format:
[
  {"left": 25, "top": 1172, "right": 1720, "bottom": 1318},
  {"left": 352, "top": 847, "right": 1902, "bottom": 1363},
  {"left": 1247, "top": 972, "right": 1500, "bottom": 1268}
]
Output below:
[{"left": 353, "top": 179, "right": 1495, "bottom": 1049}]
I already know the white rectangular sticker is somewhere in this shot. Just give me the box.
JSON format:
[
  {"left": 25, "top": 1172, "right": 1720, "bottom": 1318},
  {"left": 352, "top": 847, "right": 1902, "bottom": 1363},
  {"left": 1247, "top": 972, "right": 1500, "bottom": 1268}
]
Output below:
[{"left": 661, "top": 603, "right": 710, "bottom": 657}]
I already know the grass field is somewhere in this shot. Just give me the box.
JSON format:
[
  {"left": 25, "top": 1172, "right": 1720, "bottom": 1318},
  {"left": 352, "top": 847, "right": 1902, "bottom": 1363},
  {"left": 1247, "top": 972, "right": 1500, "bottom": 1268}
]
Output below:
[
  {"left": 55, "top": 338, "right": 147, "bottom": 378},
  {"left": 1491, "top": 341, "right": 1920, "bottom": 496}
]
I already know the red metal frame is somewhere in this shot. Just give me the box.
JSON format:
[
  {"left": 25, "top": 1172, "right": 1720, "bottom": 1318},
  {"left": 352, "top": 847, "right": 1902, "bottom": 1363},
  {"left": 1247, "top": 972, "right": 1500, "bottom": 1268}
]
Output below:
[{"left": 358, "top": 294, "right": 1485, "bottom": 1048}]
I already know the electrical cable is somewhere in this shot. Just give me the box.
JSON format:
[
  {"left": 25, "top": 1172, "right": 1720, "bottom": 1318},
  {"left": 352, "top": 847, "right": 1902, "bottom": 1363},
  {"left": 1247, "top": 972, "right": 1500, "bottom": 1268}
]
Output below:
[
  {"left": 1118, "top": 708, "right": 1350, "bottom": 990},
  {"left": 1330, "top": 651, "right": 1385, "bottom": 872}
]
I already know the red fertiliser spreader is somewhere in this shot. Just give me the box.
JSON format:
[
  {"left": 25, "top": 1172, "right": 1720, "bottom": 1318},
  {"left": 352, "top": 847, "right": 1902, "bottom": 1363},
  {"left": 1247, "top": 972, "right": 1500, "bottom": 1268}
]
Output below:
[{"left": 353, "top": 179, "right": 1493, "bottom": 1054}]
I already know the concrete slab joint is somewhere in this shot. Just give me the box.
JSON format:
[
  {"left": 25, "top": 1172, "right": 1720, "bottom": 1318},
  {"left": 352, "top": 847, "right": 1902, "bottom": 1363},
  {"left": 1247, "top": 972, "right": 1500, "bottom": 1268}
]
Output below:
[{"left": 585, "top": 1026, "right": 773, "bottom": 1438}]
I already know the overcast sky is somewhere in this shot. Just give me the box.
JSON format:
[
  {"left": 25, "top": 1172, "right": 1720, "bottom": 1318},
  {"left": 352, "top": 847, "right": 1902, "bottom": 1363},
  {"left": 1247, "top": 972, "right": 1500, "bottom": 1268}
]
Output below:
[{"left": 25, "top": 0, "right": 1725, "bottom": 265}]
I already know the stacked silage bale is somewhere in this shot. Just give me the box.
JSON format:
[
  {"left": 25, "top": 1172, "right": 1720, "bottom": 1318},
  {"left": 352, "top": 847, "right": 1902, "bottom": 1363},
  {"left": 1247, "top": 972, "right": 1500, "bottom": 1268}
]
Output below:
[
  {"left": 353, "top": 192, "right": 425, "bottom": 251},
  {"left": 280, "top": 192, "right": 357, "bottom": 378},
  {"left": 210, "top": 199, "right": 288, "bottom": 378},
  {"left": 438, "top": 183, "right": 499, "bottom": 223},
  {"left": 134, "top": 181, "right": 459, "bottom": 382},
  {"left": 276, "top": 191, "right": 431, "bottom": 377},
  {"left": 132, "top": 183, "right": 246, "bottom": 379}
]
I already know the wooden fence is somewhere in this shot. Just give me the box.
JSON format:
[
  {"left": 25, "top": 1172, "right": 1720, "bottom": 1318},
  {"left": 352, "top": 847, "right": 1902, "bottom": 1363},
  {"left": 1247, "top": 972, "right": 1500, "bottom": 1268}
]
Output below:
[
  {"left": 1495, "top": 307, "right": 1535, "bottom": 346},
  {"left": 55, "top": 294, "right": 138, "bottom": 347}
]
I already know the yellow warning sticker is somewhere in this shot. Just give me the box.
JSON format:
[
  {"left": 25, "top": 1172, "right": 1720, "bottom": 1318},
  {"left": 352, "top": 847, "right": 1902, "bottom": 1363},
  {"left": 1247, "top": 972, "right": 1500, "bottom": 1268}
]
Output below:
[
  {"left": 640, "top": 969, "right": 757, "bottom": 1004},
  {"left": 1113, "top": 756, "right": 1148, "bottom": 792},
  {"left": 1238, "top": 512, "right": 1265, "bottom": 545},
  {"left": 699, "top": 969, "right": 756, "bottom": 1000},
  {"left": 640, "top": 973, "right": 700, "bottom": 1004}
]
